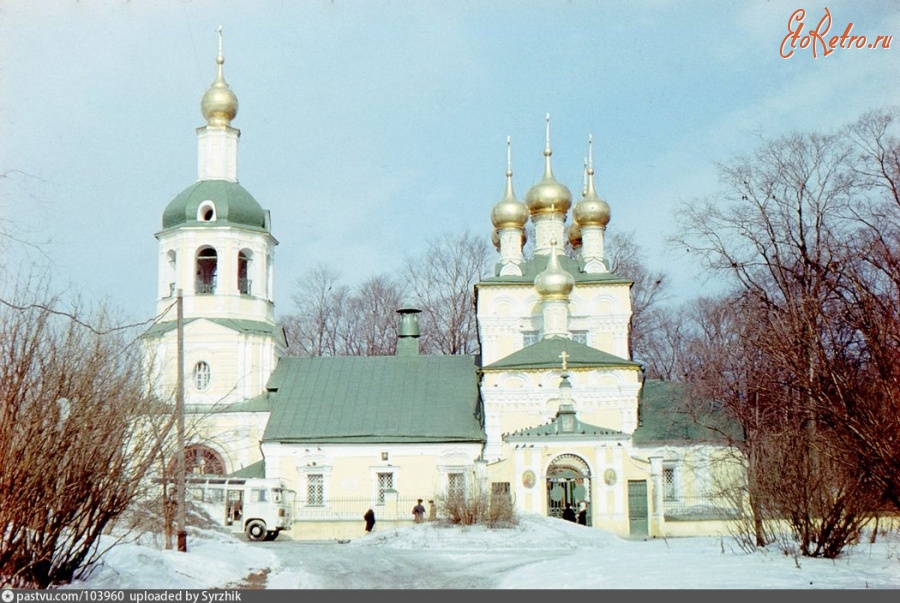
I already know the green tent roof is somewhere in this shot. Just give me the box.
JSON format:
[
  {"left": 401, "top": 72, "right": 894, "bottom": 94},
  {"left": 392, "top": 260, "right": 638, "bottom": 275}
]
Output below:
[
  {"left": 482, "top": 336, "right": 641, "bottom": 371},
  {"left": 262, "top": 355, "right": 485, "bottom": 444},
  {"left": 632, "top": 380, "right": 742, "bottom": 445},
  {"left": 479, "top": 254, "right": 632, "bottom": 285},
  {"left": 162, "top": 180, "right": 269, "bottom": 232},
  {"left": 505, "top": 407, "right": 626, "bottom": 442}
]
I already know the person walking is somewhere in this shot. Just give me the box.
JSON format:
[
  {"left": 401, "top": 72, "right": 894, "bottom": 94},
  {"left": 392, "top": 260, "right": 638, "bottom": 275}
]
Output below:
[
  {"left": 562, "top": 503, "right": 576, "bottom": 522},
  {"left": 363, "top": 508, "right": 376, "bottom": 533},
  {"left": 577, "top": 501, "right": 588, "bottom": 525},
  {"left": 412, "top": 499, "right": 426, "bottom": 523}
]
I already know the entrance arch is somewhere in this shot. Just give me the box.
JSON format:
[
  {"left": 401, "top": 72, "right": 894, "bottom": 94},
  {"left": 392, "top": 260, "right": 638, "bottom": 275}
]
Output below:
[{"left": 546, "top": 453, "right": 591, "bottom": 524}]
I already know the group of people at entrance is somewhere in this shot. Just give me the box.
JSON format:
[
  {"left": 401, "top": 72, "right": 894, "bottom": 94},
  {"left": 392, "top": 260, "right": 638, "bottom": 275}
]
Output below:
[{"left": 563, "top": 501, "right": 588, "bottom": 525}]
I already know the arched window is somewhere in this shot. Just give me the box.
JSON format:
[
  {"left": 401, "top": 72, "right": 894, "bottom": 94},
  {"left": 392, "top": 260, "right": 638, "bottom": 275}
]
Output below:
[
  {"left": 195, "top": 247, "right": 217, "bottom": 294},
  {"left": 168, "top": 444, "right": 226, "bottom": 477},
  {"left": 193, "top": 361, "right": 211, "bottom": 391},
  {"left": 197, "top": 200, "right": 217, "bottom": 222},
  {"left": 238, "top": 250, "right": 251, "bottom": 295},
  {"left": 165, "top": 250, "right": 177, "bottom": 297}
]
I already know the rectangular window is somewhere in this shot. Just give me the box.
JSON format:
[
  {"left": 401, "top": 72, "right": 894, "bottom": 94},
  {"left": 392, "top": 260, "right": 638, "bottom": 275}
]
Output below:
[
  {"left": 447, "top": 472, "right": 465, "bottom": 500},
  {"left": 377, "top": 472, "right": 393, "bottom": 504},
  {"left": 307, "top": 474, "right": 324, "bottom": 506},
  {"left": 571, "top": 330, "right": 589, "bottom": 345},
  {"left": 523, "top": 330, "right": 540, "bottom": 347},
  {"left": 663, "top": 466, "right": 678, "bottom": 501},
  {"left": 250, "top": 488, "right": 268, "bottom": 503}
]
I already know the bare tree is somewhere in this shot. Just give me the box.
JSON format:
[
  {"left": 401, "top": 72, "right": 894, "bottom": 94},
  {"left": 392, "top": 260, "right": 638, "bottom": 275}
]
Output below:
[
  {"left": 281, "top": 267, "right": 405, "bottom": 357},
  {"left": 0, "top": 278, "right": 161, "bottom": 587},
  {"left": 639, "top": 302, "right": 691, "bottom": 381},
  {"left": 606, "top": 231, "right": 668, "bottom": 367},
  {"left": 404, "top": 230, "right": 492, "bottom": 355},
  {"left": 339, "top": 275, "right": 406, "bottom": 356},
  {"left": 282, "top": 264, "right": 349, "bottom": 356},
  {"left": 674, "top": 124, "right": 885, "bottom": 557}
]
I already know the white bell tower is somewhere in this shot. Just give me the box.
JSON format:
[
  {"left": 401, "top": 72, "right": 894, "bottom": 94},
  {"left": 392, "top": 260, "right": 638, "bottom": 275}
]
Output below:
[{"left": 147, "top": 28, "right": 284, "bottom": 408}]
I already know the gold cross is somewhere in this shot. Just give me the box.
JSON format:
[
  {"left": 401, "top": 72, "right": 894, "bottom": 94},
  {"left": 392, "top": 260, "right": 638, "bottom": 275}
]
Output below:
[{"left": 559, "top": 351, "right": 569, "bottom": 372}]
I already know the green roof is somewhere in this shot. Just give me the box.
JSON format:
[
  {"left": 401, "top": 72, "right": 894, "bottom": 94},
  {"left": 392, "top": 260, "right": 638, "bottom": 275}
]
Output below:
[
  {"left": 162, "top": 180, "right": 269, "bottom": 232},
  {"left": 632, "top": 380, "right": 742, "bottom": 445},
  {"left": 482, "top": 336, "right": 640, "bottom": 371},
  {"left": 505, "top": 407, "right": 626, "bottom": 442},
  {"left": 144, "top": 318, "right": 286, "bottom": 348},
  {"left": 227, "top": 459, "right": 266, "bottom": 478},
  {"left": 479, "top": 254, "right": 632, "bottom": 285},
  {"left": 185, "top": 393, "right": 272, "bottom": 415},
  {"left": 262, "top": 355, "right": 485, "bottom": 444}
]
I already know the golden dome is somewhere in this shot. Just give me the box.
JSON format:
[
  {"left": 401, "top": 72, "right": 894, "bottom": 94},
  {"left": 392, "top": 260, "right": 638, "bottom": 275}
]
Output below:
[
  {"left": 534, "top": 239, "right": 574, "bottom": 300},
  {"left": 201, "top": 27, "right": 238, "bottom": 127},
  {"left": 573, "top": 135, "right": 610, "bottom": 227},
  {"left": 491, "top": 137, "right": 528, "bottom": 229},
  {"left": 525, "top": 115, "right": 572, "bottom": 217},
  {"left": 567, "top": 221, "right": 582, "bottom": 248}
]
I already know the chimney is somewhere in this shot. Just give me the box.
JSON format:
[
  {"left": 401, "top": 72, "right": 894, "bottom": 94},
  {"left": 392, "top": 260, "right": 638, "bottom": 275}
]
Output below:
[{"left": 397, "top": 304, "right": 422, "bottom": 357}]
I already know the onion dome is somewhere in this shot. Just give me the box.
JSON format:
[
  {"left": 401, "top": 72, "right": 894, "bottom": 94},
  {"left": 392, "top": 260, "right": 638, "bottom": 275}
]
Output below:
[
  {"left": 525, "top": 114, "right": 572, "bottom": 217},
  {"left": 573, "top": 135, "right": 610, "bottom": 227},
  {"left": 200, "top": 27, "right": 238, "bottom": 127},
  {"left": 491, "top": 137, "right": 528, "bottom": 229},
  {"left": 534, "top": 239, "right": 574, "bottom": 300},
  {"left": 567, "top": 221, "right": 582, "bottom": 248}
]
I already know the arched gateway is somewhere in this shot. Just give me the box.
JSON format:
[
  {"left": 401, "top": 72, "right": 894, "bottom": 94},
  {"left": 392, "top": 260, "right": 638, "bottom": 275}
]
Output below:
[{"left": 546, "top": 453, "right": 591, "bottom": 523}]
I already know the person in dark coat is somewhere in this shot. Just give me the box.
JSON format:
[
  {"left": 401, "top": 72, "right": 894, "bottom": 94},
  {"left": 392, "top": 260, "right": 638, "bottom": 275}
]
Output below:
[
  {"left": 412, "top": 499, "right": 426, "bottom": 523},
  {"left": 577, "top": 501, "right": 588, "bottom": 525},
  {"left": 562, "top": 503, "right": 576, "bottom": 522},
  {"left": 363, "top": 508, "right": 376, "bottom": 533}
]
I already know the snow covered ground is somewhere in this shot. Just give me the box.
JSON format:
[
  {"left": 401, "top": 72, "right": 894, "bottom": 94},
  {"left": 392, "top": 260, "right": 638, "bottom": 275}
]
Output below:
[{"left": 67, "top": 516, "right": 900, "bottom": 589}]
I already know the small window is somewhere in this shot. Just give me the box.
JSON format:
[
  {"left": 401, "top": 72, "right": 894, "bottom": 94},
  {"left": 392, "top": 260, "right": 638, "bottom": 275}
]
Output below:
[
  {"left": 197, "top": 200, "right": 217, "bottom": 222},
  {"left": 663, "top": 466, "right": 678, "bottom": 501},
  {"left": 377, "top": 472, "right": 394, "bottom": 504},
  {"left": 307, "top": 474, "right": 324, "bottom": 506},
  {"left": 447, "top": 472, "right": 465, "bottom": 500},
  {"left": 571, "top": 330, "right": 589, "bottom": 345},
  {"left": 193, "top": 361, "right": 211, "bottom": 391},
  {"left": 523, "top": 330, "right": 540, "bottom": 347},
  {"left": 251, "top": 489, "right": 268, "bottom": 503}
]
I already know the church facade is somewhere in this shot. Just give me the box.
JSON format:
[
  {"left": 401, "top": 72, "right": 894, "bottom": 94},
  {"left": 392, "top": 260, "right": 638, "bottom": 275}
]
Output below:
[{"left": 143, "top": 38, "right": 739, "bottom": 540}]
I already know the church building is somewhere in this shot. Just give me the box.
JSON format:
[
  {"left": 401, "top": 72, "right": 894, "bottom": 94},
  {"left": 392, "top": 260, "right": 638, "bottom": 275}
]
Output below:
[{"left": 143, "top": 34, "right": 738, "bottom": 541}]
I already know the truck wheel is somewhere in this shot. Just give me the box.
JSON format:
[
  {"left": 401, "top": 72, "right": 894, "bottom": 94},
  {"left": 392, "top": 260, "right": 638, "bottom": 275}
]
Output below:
[
  {"left": 264, "top": 531, "right": 279, "bottom": 541},
  {"left": 246, "top": 520, "right": 267, "bottom": 541}
]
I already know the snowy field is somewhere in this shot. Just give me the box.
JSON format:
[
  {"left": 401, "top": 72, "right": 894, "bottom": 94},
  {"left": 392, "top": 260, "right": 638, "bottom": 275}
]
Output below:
[{"left": 67, "top": 515, "right": 900, "bottom": 590}]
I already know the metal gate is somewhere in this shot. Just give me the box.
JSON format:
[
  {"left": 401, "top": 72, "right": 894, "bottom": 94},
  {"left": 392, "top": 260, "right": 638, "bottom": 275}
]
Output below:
[
  {"left": 546, "top": 454, "right": 591, "bottom": 525},
  {"left": 627, "top": 480, "right": 649, "bottom": 538}
]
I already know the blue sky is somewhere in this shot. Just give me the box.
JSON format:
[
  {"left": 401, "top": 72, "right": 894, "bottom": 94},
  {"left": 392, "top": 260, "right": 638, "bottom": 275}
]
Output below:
[{"left": 1, "top": 0, "right": 898, "bottom": 322}]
